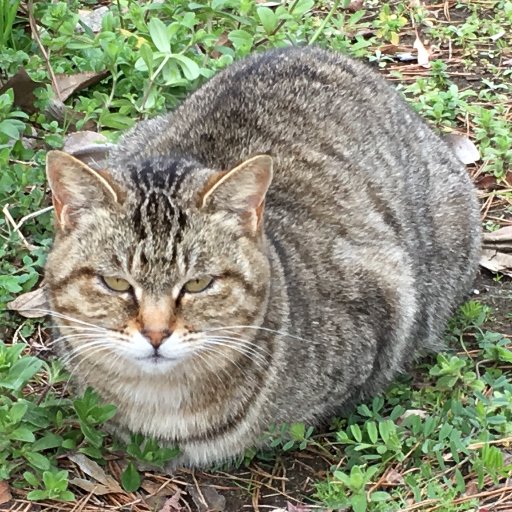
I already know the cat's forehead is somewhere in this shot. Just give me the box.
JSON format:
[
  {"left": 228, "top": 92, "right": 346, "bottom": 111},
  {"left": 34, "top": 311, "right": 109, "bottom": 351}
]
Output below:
[{"left": 118, "top": 154, "right": 210, "bottom": 201}]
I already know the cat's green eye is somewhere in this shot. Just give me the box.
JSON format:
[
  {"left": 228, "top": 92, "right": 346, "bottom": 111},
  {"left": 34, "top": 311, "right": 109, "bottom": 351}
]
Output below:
[
  {"left": 183, "top": 277, "right": 214, "bottom": 294},
  {"left": 101, "top": 276, "right": 132, "bottom": 292}
]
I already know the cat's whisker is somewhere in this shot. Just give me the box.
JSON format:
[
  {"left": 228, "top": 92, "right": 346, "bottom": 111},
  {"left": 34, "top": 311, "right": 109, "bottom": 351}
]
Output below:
[
  {"left": 190, "top": 349, "right": 229, "bottom": 392},
  {"left": 30, "top": 308, "right": 106, "bottom": 330},
  {"left": 204, "top": 325, "right": 312, "bottom": 345},
  {"left": 45, "top": 333, "right": 114, "bottom": 348},
  {"left": 199, "top": 346, "right": 264, "bottom": 389},
  {"left": 203, "top": 337, "right": 270, "bottom": 365},
  {"left": 45, "top": 331, "right": 128, "bottom": 348},
  {"left": 60, "top": 346, "right": 114, "bottom": 399},
  {"left": 200, "top": 339, "right": 269, "bottom": 374},
  {"left": 60, "top": 341, "right": 115, "bottom": 367},
  {"left": 204, "top": 335, "right": 272, "bottom": 356},
  {"left": 46, "top": 325, "right": 107, "bottom": 333},
  {"left": 196, "top": 346, "right": 247, "bottom": 384}
]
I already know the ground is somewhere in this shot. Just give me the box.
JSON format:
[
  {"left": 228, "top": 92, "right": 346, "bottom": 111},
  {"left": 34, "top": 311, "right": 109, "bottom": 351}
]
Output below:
[{"left": 0, "top": 1, "right": 511, "bottom": 511}]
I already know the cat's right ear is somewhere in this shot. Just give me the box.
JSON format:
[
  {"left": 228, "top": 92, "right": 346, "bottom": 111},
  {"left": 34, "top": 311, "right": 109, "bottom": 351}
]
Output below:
[
  {"left": 46, "top": 150, "right": 124, "bottom": 232},
  {"left": 200, "top": 155, "right": 273, "bottom": 235}
]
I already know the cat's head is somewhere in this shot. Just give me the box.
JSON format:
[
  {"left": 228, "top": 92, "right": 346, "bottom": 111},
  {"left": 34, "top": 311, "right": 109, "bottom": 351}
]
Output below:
[{"left": 44, "top": 149, "right": 273, "bottom": 377}]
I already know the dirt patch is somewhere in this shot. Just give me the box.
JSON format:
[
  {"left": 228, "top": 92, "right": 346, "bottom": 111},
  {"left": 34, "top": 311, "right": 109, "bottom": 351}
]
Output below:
[{"left": 475, "top": 270, "right": 512, "bottom": 336}]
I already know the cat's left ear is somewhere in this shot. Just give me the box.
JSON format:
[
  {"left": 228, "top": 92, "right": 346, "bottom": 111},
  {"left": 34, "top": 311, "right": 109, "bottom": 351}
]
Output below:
[
  {"left": 201, "top": 155, "right": 273, "bottom": 235},
  {"left": 46, "top": 150, "right": 124, "bottom": 232}
]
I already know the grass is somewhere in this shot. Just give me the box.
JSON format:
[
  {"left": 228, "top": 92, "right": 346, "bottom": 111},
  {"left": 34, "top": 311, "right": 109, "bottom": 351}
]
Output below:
[{"left": 0, "top": 0, "right": 511, "bottom": 510}]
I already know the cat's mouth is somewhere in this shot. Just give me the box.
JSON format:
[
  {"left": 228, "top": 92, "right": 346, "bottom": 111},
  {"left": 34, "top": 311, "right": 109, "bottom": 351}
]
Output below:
[{"left": 138, "top": 354, "right": 178, "bottom": 363}]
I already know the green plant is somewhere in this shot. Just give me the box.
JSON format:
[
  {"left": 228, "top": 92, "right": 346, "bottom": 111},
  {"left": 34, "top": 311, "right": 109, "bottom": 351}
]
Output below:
[
  {"left": 0, "top": 0, "right": 21, "bottom": 47},
  {"left": 317, "top": 465, "right": 390, "bottom": 511},
  {"left": 24, "top": 469, "right": 74, "bottom": 501}
]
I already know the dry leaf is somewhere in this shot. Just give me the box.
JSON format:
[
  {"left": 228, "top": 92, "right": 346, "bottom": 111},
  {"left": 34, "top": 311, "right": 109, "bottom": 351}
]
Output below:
[
  {"left": 480, "top": 226, "right": 512, "bottom": 278},
  {"left": 63, "top": 131, "right": 109, "bottom": 154},
  {"left": 68, "top": 453, "right": 123, "bottom": 494},
  {"left": 475, "top": 174, "right": 499, "bottom": 191},
  {"left": 413, "top": 35, "right": 431, "bottom": 68},
  {"left": 187, "top": 484, "right": 226, "bottom": 512},
  {"left": 444, "top": 133, "right": 481, "bottom": 165},
  {"left": 346, "top": 0, "right": 364, "bottom": 12},
  {"left": 287, "top": 503, "right": 314, "bottom": 511},
  {"left": 398, "top": 408, "right": 428, "bottom": 424},
  {"left": 395, "top": 52, "right": 416, "bottom": 62},
  {"left": 0, "top": 68, "right": 39, "bottom": 113},
  {"left": 158, "top": 490, "right": 183, "bottom": 512},
  {"left": 0, "top": 481, "right": 12, "bottom": 506},
  {"left": 77, "top": 6, "right": 109, "bottom": 33},
  {"left": 7, "top": 286, "right": 48, "bottom": 318},
  {"left": 480, "top": 249, "right": 512, "bottom": 277},
  {"left": 384, "top": 468, "right": 405, "bottom": 485},
  {"left": 63, "top": 131, "right": 113, "bottom": 169},
  {"left": 490, "top": 30, "right": 505, "bottom": 42},
  {"left": 69, "top": 478, "right": 113, "bottom": 496},
  {"left": 55, "top": 71, "right": 109, "bottom": 102},
  {"left": 483, "top": 226, "right": 512, "bottom": 247}
]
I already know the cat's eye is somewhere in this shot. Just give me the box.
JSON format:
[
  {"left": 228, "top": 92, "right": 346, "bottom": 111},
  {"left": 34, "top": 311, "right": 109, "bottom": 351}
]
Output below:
[
  {"left": 101, "top": 276, "right": 132, "bottom": 292},
  {"left": 183, "top": 277, "right": 214, "bottom": 294}
]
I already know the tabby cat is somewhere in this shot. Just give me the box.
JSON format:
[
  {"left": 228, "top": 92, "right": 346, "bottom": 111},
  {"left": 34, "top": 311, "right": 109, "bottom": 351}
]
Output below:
[{"left": 44, "top": 47, "right": 481, "bottom": 467}]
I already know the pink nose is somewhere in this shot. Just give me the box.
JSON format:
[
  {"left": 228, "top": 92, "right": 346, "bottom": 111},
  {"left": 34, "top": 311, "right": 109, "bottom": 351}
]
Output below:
[{"left": 141, "top": 329, "right": 171, "bottom": 348}]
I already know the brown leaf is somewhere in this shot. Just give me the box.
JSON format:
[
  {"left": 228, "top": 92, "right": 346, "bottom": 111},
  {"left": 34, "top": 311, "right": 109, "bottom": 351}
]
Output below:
[
  {"left": 55, "top": 70, "right": 109, "bottom": 102},
  {"left": 480, "top": 251, "right": 512, "bottom": 278},
  {"left": 0, "top": 68, "right": 39, "bottom": 113},
  {"left": 0, "top": 481, "right": 12, "bottom": 506},
  {"left": 475, "top": 174, "right": 499, "bottom": 191},
  {"left": 444, "top": 133, "right": 481, "bottom": 165},
  {"left": 69, "top": 478, "right": 113, "bottom": 496},
  {"left": 287, "top": 503, "right": 314, "bottom": 511},
  {"left": 63, "top": 131, "right": 113, "bottom": 169},
  {"left": 346, "top": 0, "right": 364, "bottom": 12},
  {"left": 413, "top": 35, "right": 431, "bottom": 68},
  {"left": 384, "top": 468, "right": 405, "bottom": 485},
  {"left": 7, "top": 286, "right": 49, "bottom": 318},
  {"left": 187, "top": 485, "right": 226, "bottom": 512},
  {"left": 482, "top": 226, "right": 512, "bottom": 250},
  {"left": 68, "top": 453, "right": 123, "bottom": 494},
  {"left": 158, "top": 490, "right": 183, "bottom": 512},
  {"left": 480, "top": 226, "right": 512, "bottom": 277},
  {"left": 63, "top": 131, "right": 108, "bottom": 154}
]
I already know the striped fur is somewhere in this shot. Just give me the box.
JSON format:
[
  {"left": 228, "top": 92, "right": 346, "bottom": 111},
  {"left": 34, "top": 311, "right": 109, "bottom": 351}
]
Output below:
[{"left": 45, "top": 47, "right": 481, "bottom": 467}]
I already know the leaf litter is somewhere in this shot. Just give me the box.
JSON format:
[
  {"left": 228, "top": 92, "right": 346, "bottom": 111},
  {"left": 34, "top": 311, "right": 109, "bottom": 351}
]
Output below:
[
  {"left": 68, "top": 453, "right": 123, "bottom": 495},
  {"left": 480, "top": 226, "right": 512, "bottom": 278}
]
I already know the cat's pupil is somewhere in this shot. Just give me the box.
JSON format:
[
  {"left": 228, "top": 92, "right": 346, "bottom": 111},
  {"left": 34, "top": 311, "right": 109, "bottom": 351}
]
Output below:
[
  {"left": 102, "top": 276, "right": 131, "bottom": 292},
  {"left": 184, "top": 277, "right": 213, "bottom": 293}
]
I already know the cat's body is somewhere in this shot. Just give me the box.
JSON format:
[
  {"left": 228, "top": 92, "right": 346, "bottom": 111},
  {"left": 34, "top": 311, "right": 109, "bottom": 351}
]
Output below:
[{"left": 44, "top": 47, "right": 480, "bottom": 466}]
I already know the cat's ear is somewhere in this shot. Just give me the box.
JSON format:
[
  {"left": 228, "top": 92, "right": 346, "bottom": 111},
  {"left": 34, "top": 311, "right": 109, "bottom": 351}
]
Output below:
[
  {"left": 46, "top": 150, "right": 124, "bottom": 232},
  {"left": 201, "top": 155, "right": 273, "bottom": 234}
]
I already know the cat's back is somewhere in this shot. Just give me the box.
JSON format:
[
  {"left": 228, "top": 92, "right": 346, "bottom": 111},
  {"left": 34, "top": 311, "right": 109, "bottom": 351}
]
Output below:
[
  {"left": 113, "top": 46, "right": 478, "bottom": 264},
  {"left": 117, "top": 46, "right": 418, "bottom": 168}
]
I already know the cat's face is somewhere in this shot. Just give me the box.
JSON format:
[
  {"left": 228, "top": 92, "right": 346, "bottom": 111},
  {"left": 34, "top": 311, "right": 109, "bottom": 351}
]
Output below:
[{"left": 44, "top": 151, "right": 273, "bottom": 377}]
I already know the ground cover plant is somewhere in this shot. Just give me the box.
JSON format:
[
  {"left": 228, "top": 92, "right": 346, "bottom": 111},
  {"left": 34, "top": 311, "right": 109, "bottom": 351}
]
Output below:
[{"left": 0, "top": 0, "right": 511, "bottom": 510}]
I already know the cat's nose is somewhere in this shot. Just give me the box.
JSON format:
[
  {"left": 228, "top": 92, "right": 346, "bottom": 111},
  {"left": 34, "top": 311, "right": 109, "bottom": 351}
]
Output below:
[{"left": 141, "top": 328, "right": 171, "bottom": 348}]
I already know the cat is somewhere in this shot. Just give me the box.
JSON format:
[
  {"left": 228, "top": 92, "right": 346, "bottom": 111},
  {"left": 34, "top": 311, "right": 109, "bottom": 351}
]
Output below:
[{"left": 44, "top": 46, "right": 481, "bottom": 467}]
